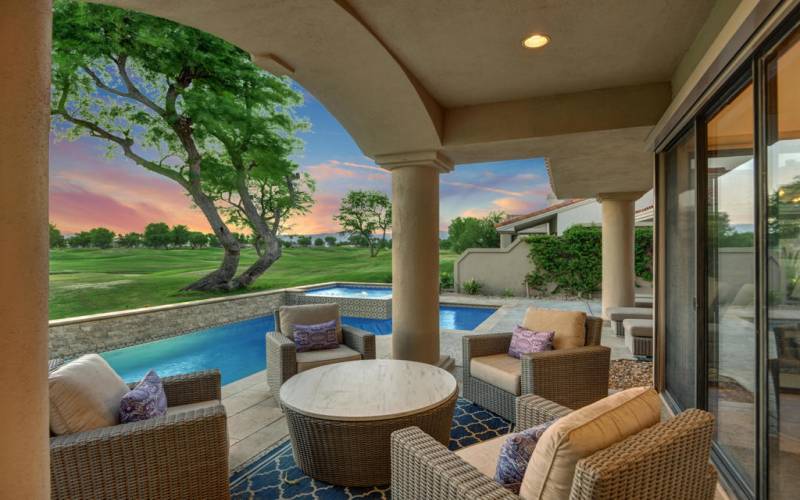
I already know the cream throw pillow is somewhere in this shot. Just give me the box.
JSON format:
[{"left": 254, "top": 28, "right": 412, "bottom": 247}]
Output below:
[
  {"left": 279, "top": 303, "right": 342, "bottom": 343},
  {"left": 49, "top": 354, "right": 130, "bottom": 435},
  {"left": 519, "top": 386, "right": 661, "bottom": 499},
  {"left": 522, "top": 308, "right": 586, "bottom": 350}
]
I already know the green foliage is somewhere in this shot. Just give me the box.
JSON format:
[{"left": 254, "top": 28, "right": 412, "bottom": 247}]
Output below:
[
  {"left": 324, "top": 236, "right": 337, "bottom": 247},
  {"left": 188, "top": 232, "right": 208, "bottom": 248},
  {"left": 88, "top": 227, "right": 115, "bottom": 248},
  {"left": 447, "top": 213, "right": 504, "bottom": 254},
  {"left": 207, "top": 233, "right": 221, "bottom": 247},
  {"left": 439, "top": 238, "right": 452, "bottom": 250},
  {"left": 50, "top": 224, "right": 66, "bottom": 249},
  {"left": 334, "top": 190, "right": 392, "bottom": 257},
  {"left": 501, "top": 288, "right": 515, "bottom": 298},
  {"left": 708, "top": 212, "right": 754, "bottom": 248},
  {"left": 171, "top": 225, "right": 191, "bottom": 247},
  {"left": 526, "top": 226, "right": 602, "bottom": 297},
  {"left": 462, "top": 279, "right": 482, "bottom": 295},
  {"left": 440, "top": 271, "right": 454, "bottom": 290},
  {"left": 297, "top": 236, "right": 312, "bottom": 247},
  {"left": 144, "top": 223, "right": 172, "bottom": 248},
  {"left": 634, "top": 227, "right": 653, "bottom": 281},
  {"left": 526, "top": 225, "right": 654, "bottom": 297},
  {"left": 117, "top": 232, "right": 142, "bottom": 248},
  {"left": 68, "top": 231, "right": 91, "bottom": 248},
  {"left": 314, "top": 237, "right": 325, "bottom": 247}
]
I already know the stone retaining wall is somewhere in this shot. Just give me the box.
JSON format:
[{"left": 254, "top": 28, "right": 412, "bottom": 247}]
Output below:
[{"left": 49, "top": 290, "right": 287, "bottom": 360}]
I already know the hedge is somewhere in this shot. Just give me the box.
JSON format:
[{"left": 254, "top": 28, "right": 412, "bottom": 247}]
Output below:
[{"left": 525, "top": 225, "right": 653, "bottom": 297}]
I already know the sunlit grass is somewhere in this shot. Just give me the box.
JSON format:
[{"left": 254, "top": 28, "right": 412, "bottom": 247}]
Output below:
[{"left": 49, "top": 247, "right": 458, "bottom": 320}]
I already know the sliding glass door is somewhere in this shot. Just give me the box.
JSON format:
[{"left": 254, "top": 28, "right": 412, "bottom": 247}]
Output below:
[
  {"left": 705, "top": 80, "right": 756, "bottom": 492},
  {"left": 765, "top": 26, "right": 800, "bottom": 500},
  {"left": 662, "top": 127, "right": 697, "bottom": 411}
]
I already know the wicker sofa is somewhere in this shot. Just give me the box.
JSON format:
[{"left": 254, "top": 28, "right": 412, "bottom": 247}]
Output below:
[
  {"left": 391, "top": 394, "right": 717, "bottom": 500},
  {"left": 267, "top": 303, "right": 376, "bottom": 399},
  {"left": 463, "top": 311, "right": 610, "bottom": 421},
  {"left": 50, "top": 369, "right": 229, "bottom": 500}
]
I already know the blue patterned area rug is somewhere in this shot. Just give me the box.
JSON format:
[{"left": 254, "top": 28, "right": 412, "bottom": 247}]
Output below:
[{"left": 229, "top": 398, "right": 511, "bottom": 499}]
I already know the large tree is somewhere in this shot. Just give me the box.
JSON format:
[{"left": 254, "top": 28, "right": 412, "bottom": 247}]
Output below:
[
  {"left": 334, "top": 190, "right": 392, "bottom": 257},
  {"left": 49, "top": 224, "right": 66, "bottom": 249},
  {"left": 447, "top": 212, "right": 504, "bottom": 254},
  {"left": 51, "top": 0, "right": 308, "bottom": 290}
]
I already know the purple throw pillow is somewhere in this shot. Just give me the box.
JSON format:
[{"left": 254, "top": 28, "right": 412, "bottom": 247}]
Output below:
[
  {"left": 119, "top": 370, "right": 167, "bottom": 424},
  {"left": 494, "top": 418, "right": 558, "bottom": 493},
  {"left": 293, "top": 319, "right": 339, "bottom": 352},
  {"left": 508, "top": 326, "right": 554, "bottom": 358}
]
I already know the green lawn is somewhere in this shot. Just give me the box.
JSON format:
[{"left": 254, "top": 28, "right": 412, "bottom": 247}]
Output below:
[{"left": 49, "top": 247, "right": 458, "bottom": 320}]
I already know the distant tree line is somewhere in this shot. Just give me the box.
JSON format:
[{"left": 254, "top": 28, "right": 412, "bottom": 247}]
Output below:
[{"left": 49, "top": 222, "right": 248, "bottom": 249}]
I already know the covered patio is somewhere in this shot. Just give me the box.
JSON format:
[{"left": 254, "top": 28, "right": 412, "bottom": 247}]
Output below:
[{"left": 2, "top": 1, "right": 798, "bottom": 499}]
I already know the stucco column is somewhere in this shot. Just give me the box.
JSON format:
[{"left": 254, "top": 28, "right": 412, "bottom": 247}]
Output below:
[
  {"left": 0, "top": 0, "right": 52, "bottom": 497},
  {"left": 598, "top": 192, "right": 642, "bottom": 318},
  {"left": 379, "top": 152, "right": 453, "bottom": 365}
]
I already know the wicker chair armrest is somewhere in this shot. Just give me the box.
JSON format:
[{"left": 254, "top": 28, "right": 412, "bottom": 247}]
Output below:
[
  {"left": 462, "top": 332, "right": 513, "bottom": 371},
  {"left": 50, "top": 404, "right": 228, "bottom": 499},
  {"left": 520, "top": 345, "right": 610, "bottom": 409},
  {"left": 267, "top": 331, "right": 297, "bottom": 397},
  {"left": 515, "top": 394, "right": 572, "bottom": 429},
  {"left": 391, "top": 426, "right": 518, "bottom": 500},
  {"left": 570, "top": 409, "right": 716, "bottom": 500},
  {"left": 342, "top": 324, "right": 376, "bottom": 359},
  {"left": 148, "top": 369, "right": 221, "bottom": 406}
]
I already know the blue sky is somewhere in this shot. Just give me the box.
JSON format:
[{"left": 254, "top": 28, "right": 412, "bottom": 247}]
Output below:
[{"left": 49, "top": 83, "right": 553, "bottom": 235}]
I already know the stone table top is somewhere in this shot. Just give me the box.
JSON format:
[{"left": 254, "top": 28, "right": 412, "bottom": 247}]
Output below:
[{"left": 279, "top": 359, "right": 458, "bottom": 421}]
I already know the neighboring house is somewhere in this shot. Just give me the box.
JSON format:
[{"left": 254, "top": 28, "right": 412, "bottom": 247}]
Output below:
[
  {"left": 455, "top": 192, "right": 654, "bottom": 294},
  {"left": 496, "top": 193, "right": 654, "bottom": 248}
]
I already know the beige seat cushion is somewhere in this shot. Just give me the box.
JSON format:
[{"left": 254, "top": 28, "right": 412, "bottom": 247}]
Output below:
[
  {"left": 470, "top": 353, "right": 521, "bottom": 395},
  {"left": 165, "top": 399, "right": 220, "bottom": 417},
  {"left": 606, "top": 307, "right": 652, "bottom": 322},
  {"left": 455, "top": 434, "right": 509, "bottom": 478},
  {"left": 296, "top": 344, "right": 361, "bottom": 372},
  {"left": 49, "top": 354, "right": 130, "bottom": 435},
  {"left": 522, "top": 308, "right": 586, "bottom": 350},
  {"left": 520, "top": 386, "right": 660, "bottom": 499},
  {"left": 279, "top": 303, "right": 342, "bottom": 343},
  {"left": 623, "top": 318, "right": 653, "bottom": 338}
]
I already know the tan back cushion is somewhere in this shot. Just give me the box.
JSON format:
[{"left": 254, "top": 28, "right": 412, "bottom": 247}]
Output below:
[
  {"left": 520, "top": 387, "right": 660, "bottom": 499},
  {"left": 279, "top": 303, "right": 342, "bottom": 343},
  {"left": 49, "top": 354, "right": 130, "bottom": 435},
  {"left": 522, "top": 308, "right": 586, "bottom": 350}
]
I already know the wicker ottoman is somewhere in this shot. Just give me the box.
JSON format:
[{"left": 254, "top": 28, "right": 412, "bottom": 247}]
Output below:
[
  {"left": 607, "top": 306, "right": 653, "bottom": 336},
  {"left": 279, "top": 359, "right": 458, "bottom": 487},
  {"left": 623, "top": 318, "right": 653, "bottom": 358}
]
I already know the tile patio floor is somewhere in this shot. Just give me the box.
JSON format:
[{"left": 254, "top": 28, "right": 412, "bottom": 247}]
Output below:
[{"left": 223, "top": 295, "right": 637, "bottom": 471}]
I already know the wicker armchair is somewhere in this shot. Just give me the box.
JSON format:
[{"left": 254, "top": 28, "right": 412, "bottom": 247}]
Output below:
[
  {"left": 391, "top": 395, "right": 717, "bottom": 500},
  {"left": 50, "top": 369, "right": 229, "bottom": 500},
  {"left": 463, "top": 315, "right": 609, "bottom": 421},
  {"left": 267, "top": 305, "right": 376, "bottom": 399}
]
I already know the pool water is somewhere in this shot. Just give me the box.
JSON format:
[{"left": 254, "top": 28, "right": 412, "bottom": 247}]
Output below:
[
  {"left": 102, "top": 305, "right": 495, "bottom": 384},
  {"left": 305, "top": 285, "right": 392, "bottom": 299}
]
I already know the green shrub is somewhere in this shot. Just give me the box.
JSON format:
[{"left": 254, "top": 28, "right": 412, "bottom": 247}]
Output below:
[
  {"left": 440, "top": 271, "right": 454, "bottom": 290},
  {"left": 501, "top": 288, "right": 515, "bottom": 298},
  {"left": 462, "top": 279, "right": 482, "bottom": 295},
  {"left": 525, "top": 225, "right": 653, "bottom": 297}
]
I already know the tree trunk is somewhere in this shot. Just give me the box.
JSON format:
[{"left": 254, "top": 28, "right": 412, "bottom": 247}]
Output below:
[
  {"left": 230, "top": 177, "right": 282, "bottom": 289},
  {"left": 181, "top": 188, "right": 241, "bottom": 291}
]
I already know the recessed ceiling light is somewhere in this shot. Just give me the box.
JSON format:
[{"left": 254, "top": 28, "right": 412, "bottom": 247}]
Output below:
[{"left": 522, "top": 33, "right": 550, "bottom": 49}]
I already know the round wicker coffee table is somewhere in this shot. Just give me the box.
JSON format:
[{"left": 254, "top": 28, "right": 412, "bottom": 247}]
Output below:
[{"left": 279, "top": 359, "right": 458, "bottom": 486}]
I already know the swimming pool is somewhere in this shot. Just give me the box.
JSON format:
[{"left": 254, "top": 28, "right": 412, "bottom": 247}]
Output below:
[
  {"left": 102, "top": 305, "right": 495, "bottom": 384},
  {"left": 305, "top": 285, "right": 392, "bottom": 299}
]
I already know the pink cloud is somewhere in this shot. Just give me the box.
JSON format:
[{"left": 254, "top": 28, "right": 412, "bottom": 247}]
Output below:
[
  {"left": 441, "top": 180, "right": 525, "bottom": 197},
  {"left": 492, "top": 197, "right": 534, "bottom": 213}
]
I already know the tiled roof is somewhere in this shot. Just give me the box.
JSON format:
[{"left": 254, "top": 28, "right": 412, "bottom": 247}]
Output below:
[{"left": 496, "top": 199, "right": 584, "bottom": 228}]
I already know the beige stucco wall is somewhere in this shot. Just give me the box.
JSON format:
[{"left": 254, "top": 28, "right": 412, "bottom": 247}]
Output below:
[{"left": 454, "top": 239, "right": 532, "bottom": 296}]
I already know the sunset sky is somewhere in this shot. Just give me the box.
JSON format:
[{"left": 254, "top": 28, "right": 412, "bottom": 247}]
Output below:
[{"left": 49, "top": 85, "right": 553, "bottom": 236}]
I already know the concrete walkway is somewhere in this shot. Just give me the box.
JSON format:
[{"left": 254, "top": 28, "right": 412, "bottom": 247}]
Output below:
[{"left": 223, "top": 295, "right": 634, "bottom": 471}]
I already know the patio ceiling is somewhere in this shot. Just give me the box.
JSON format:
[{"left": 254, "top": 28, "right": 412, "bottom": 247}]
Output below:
[{"left": 101, "top": 0, "right": 716, "bottom": 197}]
